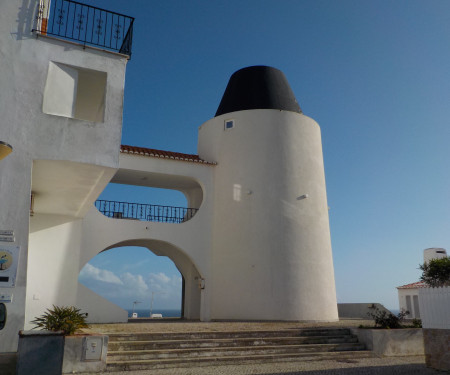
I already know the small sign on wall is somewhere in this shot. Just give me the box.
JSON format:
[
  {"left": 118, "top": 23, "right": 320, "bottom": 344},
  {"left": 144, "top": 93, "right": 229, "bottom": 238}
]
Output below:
[
  {"left": 0, "top": 245, "right": 20, "bottom": 287},
  {"left": 0, "top": 230, "right": 14, "bottom": 243}
]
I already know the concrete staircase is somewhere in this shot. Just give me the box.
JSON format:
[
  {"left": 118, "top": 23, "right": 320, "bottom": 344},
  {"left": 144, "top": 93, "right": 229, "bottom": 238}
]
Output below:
[{"left": 106, "top": 328, "right": 372, "bottom": 371}]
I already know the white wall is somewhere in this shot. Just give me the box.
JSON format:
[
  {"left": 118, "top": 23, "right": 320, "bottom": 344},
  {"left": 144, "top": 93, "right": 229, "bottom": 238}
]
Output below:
[
  {"left": 81, "top": 203, "right": 210, "bottom": 321},
  {"left": 418, "top": 287, "right": 450, "bottom": 329},
  {"left": 198, "top": 109, "right": 338, "bottom": 321},
  {"left": 43, "top": 62, "right": 78, "bottom": 118},
  {"left": 25, "top": 215, "right": 83, "bottom": 329},
  {"left": 76, "top": 283, "right": 128, "bottom": 323}
]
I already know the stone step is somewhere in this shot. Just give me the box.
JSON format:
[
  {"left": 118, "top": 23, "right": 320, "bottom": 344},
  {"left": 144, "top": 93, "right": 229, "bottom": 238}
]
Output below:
[
  {"left": 108, "top": 342, "right": 366, "bottom": 361},
  {"left": 108, "top": 328, "right": 352, "bottom": 342},
  {"left": 106, "top": 350, "right": 373, "bottom": 372},
  {"left": 108, "top": 335, "right": 359, "bottom": 351},
  {"left": 106, "top": 328, "right": 370, "bottom": 372}
]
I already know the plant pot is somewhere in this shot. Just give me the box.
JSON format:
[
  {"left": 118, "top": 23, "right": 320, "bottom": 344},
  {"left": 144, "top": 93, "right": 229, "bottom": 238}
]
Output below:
[{"left": 16, "top": 330, "right": 65, "bottom": 375}]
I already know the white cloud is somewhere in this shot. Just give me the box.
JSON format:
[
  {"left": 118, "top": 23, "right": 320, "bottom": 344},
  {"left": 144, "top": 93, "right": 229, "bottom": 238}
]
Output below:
[
  {"left": 79, "top": 264, "right": 123, "bottom": 285},
  {"left": 79, "top": 264, "right": 182, "bottom": 309},
  {"left": 149, "top": 272, "right": 170, "bottom": 284},
  {"left": 121, "top": 272, "right": 149, "bottom": 293}
]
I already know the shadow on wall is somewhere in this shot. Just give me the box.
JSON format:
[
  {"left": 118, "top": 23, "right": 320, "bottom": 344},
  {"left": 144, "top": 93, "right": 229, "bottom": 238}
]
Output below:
[{"left": 15, "top": 0, "right": 38, "bottom": 40}]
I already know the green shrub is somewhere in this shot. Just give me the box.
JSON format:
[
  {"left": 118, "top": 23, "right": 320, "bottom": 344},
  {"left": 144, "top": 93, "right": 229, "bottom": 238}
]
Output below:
[
  {"left": 419, "top": 257, "right": 450, "bottom": 287},
  {"left": 411, "top": 319, "right": 422, "bottom": 328},
  {"left": 31, "top": 305, "right": 88, "bottom": 335},
  {"left": 367, "top": 307, "right": 408, "bottom": 329}
]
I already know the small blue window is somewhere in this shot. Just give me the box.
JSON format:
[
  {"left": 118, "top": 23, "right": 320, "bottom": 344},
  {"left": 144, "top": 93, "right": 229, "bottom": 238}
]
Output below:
[{"left": 224, "top": 120, "right": 234, "bottom": 130}]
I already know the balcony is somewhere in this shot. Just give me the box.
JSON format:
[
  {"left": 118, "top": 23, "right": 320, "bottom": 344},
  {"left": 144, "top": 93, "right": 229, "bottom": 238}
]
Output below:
[
  {"left": 34, "top": 0, "right": 134, "bottom": 57},
  {"left": 95, "top": 200, "right": 199, "bottom": 224}
]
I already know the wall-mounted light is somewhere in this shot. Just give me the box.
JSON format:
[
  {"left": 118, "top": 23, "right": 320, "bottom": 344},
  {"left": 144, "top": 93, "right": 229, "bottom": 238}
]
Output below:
[
  {"left": 30, "top": 193, "right": 35, "bottom": 216},
  {"left": 297, "top": 194, "right": 308, "bottom": 200},
  {"left": 0, "top": 142, "right": 13, "bottom": 160}
]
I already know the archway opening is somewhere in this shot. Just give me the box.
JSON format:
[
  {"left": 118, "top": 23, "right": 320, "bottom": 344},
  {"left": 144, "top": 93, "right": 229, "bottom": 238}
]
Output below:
[
  {"left": 95, "top": 183, "right": 203, "bottom": 223},
  {"left": 99, "top": 183, "right": 188, "bottom": 209},
  {"left": 78, "top": 239, "right": 202, "bottom": 321},
  {"left": 79, "top": 246, "right": 183, "bottom": 318}
]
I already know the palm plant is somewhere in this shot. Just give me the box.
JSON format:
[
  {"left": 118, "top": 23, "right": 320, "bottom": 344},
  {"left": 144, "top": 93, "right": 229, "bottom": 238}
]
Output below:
[{"left": 31, "top": 305, "right": 88, "bottom": 335}]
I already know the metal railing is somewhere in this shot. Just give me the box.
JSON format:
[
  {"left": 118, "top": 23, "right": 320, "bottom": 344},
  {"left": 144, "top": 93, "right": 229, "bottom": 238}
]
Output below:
[
  {"left": 34, "top": 0, "right": 134, "bottom": 57},
  {"left": 95, "top": 200, "right": 199, "bottom": 224}
]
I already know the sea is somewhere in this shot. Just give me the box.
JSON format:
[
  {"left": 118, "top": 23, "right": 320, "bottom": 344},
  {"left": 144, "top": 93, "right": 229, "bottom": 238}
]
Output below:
[{"left": 126, "top": 308, "right": 181, "bottom": 318}]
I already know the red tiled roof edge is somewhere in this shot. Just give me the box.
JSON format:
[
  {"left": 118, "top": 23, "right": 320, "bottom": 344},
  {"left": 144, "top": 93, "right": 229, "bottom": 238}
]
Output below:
[
  {"left": 120, "top": 145, "right": 216, "bottom": 165},
  {"left": 396, "top": 281, "right": 428, "bottom": 289}
]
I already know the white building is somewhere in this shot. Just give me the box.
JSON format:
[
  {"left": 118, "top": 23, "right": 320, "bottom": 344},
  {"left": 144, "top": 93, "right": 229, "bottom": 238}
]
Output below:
[
  {"left": 397, "top": 248, "right": 447, "bottom": 319},
  {"left": 0, "top": 0, "right": 338, "bottom": 356}
]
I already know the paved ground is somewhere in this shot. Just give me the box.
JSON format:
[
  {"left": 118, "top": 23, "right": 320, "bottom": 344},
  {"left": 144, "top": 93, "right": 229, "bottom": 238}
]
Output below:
[
  {"left": 76, "top": 320, "right": 440, "bottom": 375},
  {"left": 81, "top": 319, "right": 375, "bottom": 334},
  {"left": 77, "top": 355, "right": 440, "bottom": 375}
]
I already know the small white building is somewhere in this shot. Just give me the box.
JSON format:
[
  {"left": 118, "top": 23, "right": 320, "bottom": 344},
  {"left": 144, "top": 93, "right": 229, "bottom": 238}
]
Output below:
[
  {"left": 397, "top": 281, "right": 426, "bottom": 319},
  {"left": 397, "top": 248, "right": 447, "bottom": 319}
]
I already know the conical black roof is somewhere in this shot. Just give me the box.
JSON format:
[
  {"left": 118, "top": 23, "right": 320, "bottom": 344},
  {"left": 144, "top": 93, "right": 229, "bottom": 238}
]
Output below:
[{"left": 215, "top": 66, "right": 302, "bottom": 117}]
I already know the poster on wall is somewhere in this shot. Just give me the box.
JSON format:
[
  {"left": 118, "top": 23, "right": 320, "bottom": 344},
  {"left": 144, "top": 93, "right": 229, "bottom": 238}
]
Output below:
[{"left": 0, "top": 245, "right": 20, "bottom": 287}]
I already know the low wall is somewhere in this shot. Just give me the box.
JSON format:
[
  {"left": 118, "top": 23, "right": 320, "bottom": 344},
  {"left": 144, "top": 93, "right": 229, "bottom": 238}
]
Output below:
[
  {"left": 338, "top": 303, "right": 391, "bottom": 319},
  {"left": 419, "top": 287, "right": 450, "bottom": 371},
  {"left": 351, "top": 328, "right": 424, "bottom": 356},
  {"left": 422, "top": 328, "right": 450, "bottom": 371},
  {"left": 62, "top": 334, "right": 108, "bottom": 374}
]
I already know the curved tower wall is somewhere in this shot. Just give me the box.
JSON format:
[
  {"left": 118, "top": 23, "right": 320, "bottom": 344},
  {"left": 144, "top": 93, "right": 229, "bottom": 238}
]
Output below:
[{"left": 198, "top": 108, "right": 338, "bottom": 321}]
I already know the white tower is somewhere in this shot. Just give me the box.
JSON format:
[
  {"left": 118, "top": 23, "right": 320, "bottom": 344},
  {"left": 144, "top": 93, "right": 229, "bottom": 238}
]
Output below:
[
  {"left": 424, "top": 248, "right": 447, "bottom": 264},
  {"left": 199, "top": 66, "right": 338, "bottom": 321}
]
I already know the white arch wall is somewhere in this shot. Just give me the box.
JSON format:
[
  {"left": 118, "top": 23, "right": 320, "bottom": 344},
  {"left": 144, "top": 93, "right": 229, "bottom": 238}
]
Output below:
[
  {"left": 24, "top": 156, "right": 215, "bottom": 327},
  {"left": 198, "top": 109, "right": 338, "bottom": 321},
  {"left": 79, "top": 205, "right": 212, "bottom": 320},
  {"left": 25, "top": 206, "right": 212, "bottom": 327}
]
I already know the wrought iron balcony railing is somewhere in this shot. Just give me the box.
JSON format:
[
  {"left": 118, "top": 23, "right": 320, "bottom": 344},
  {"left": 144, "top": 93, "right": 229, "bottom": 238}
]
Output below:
[
  {"left": 34, "top": 0, "right": 134, "bottom": 57},
  {"left": 95, "top": 200, "right": 199, "bottom": 224}
]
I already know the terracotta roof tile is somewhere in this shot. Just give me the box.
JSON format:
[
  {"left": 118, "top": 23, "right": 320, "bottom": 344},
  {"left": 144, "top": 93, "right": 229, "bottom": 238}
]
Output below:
[
  {"left": 120, "top": 145, "right": 216, "bottom": 165},
  {"left": 396, "top": 281, "right": 427, "bottom": 289}
]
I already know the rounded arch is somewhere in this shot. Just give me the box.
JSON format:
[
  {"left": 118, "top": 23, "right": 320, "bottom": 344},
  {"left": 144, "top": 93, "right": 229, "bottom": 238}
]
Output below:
[
  {"left": 103, "top": 239, "right": 203, "bottom": 280},
  {"left": 79, "top": 239, "right": 203, "bottom": 320}
]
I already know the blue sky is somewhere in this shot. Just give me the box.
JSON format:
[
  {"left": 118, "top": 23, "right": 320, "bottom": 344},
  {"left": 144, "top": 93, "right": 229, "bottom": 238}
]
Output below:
[{"left": 78, "top": 0, "right": 450, "bottom": 312}]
